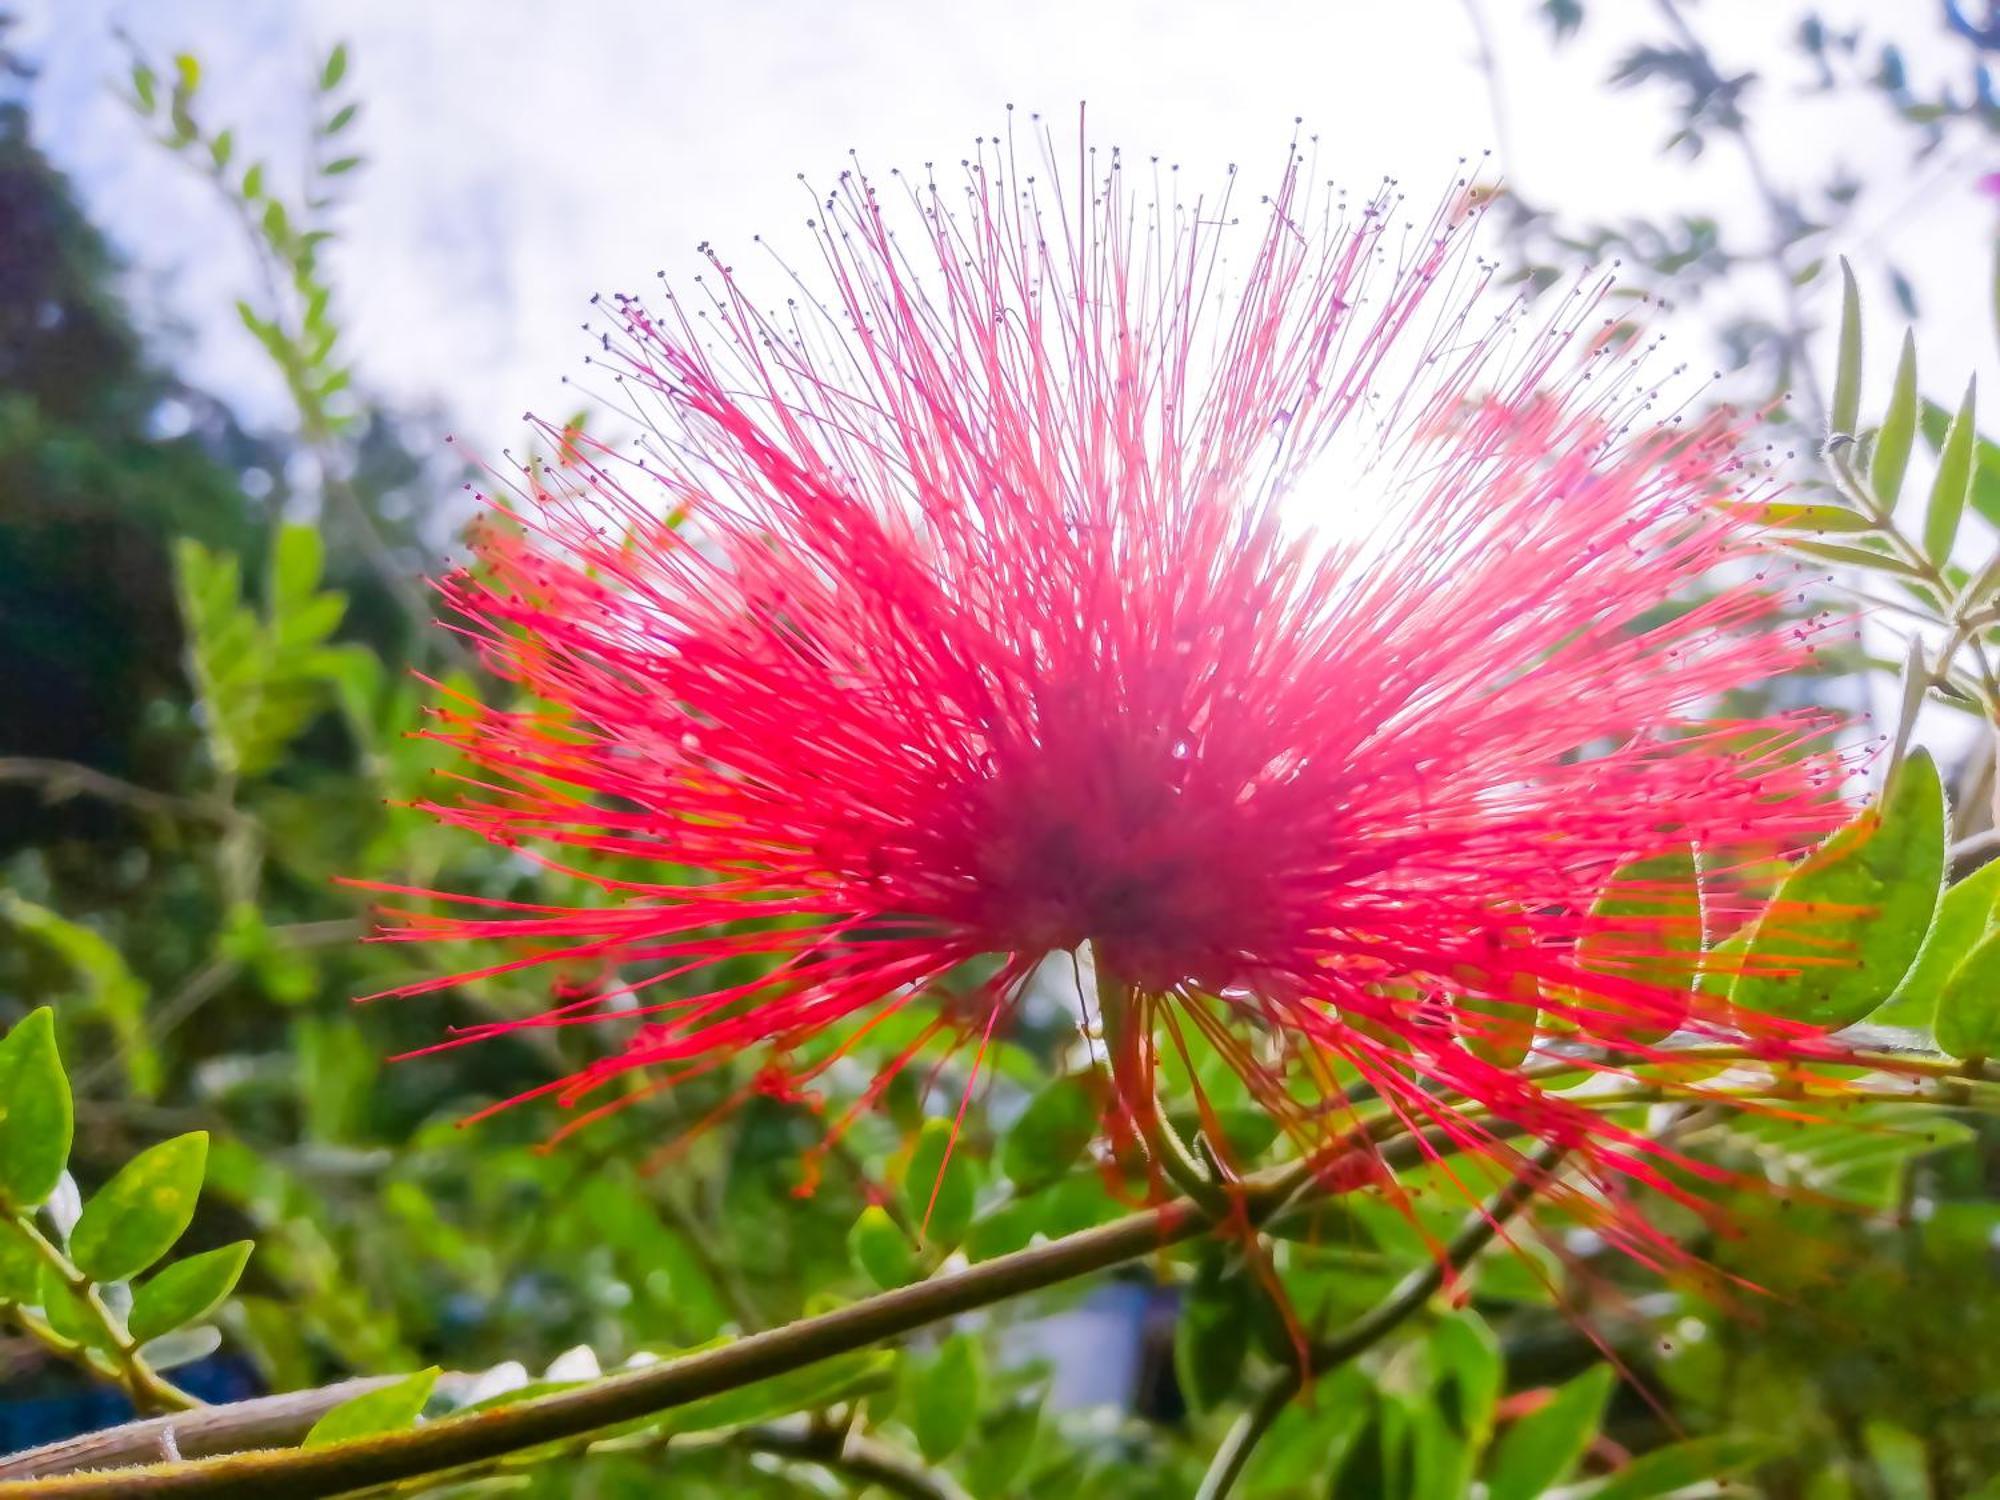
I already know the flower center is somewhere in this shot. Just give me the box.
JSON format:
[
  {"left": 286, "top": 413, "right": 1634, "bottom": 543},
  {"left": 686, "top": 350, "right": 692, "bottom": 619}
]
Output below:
[{"left": 952, "top": 732, "right": 1283, "bottom": 992}]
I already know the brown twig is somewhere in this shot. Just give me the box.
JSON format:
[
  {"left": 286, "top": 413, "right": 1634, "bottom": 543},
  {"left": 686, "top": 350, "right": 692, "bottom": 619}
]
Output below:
[
  {"left": 0, "top": 760, "right": 242, "bottom": 830},
  {"left": 0, "top": 1379, "right": 402, "bottom": 1481},
  {"left": 11, "top": 1046, "right": 1995, "bottom": 1498}
]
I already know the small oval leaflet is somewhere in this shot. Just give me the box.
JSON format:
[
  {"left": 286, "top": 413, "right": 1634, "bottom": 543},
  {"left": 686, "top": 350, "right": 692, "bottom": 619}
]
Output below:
[
  {"left": 902, "top": 1116, "right": 978, "bottom": 1251},
  {"left": 68, "top": 1132, "right": 209, "bottom": 1286},
  {"left": 1874, "top": 853, "right": 2000, "bottom": 1029},
  {"left": 1574, "top": 844, "right": 1703, "bottom": 1045},
  {"left": 128, "top": 1240, "right": 252, "bottom": 1345},
  {"left": 0, "top": 1008, "right": 72, "bottom": 1212},
  {"left": 1000, "top": 1070, "right": 1102, "bottom": 1191},
  {"left": 1483, "top": 1365, "right": 1615, "bottom": 1500},
  {"left": 1731, "top": 750, "right": 1945, "bottom": 1031},
  {"left": 910, "top": 1331, "right": 984, "bottom": 1462},
  {"left": 1936, "top": 927, "right": 2000, "bottom": 1060},
  {"left": 304, "top": 1366, "right": 439, "bottom": 1448},
  {"left": 847, "top": 1204, "right": 916, "bottom": 1291}
]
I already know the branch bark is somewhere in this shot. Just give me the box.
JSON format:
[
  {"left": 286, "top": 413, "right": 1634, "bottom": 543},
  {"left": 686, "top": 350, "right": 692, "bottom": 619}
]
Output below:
[
  {"left": 6, "top": 1048, "right": 1987, "bottom": 1498},
  {"left": 0, "top": 1188, "right": 1218, "bottom": 1497},
  {"left": 0, "top": 1379, "right": 401, "bottom": 1480}
]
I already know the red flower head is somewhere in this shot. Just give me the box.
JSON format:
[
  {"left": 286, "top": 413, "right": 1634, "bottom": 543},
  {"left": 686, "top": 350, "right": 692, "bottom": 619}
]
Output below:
[{"left": 384, "top": 121, "right": 1850, "bottom": 1255}]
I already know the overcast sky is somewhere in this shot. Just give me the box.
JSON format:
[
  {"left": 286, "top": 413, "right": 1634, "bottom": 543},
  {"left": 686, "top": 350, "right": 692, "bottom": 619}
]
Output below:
[{"left": 16, "top": 1, "right": 1999, "bottom": 465}]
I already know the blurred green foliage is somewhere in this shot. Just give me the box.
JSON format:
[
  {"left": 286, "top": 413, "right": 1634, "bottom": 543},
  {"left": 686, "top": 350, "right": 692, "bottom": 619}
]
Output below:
[{"left": 6, "top": 7, "right": 2000, "bottom": 1499}]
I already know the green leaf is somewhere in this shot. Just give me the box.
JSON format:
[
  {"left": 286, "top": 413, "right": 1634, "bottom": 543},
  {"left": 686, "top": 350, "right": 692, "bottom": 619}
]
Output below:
[
  {"left": 128, "top": 1241, "right": 252, "bottom": 1344},
  {"left": 1924, "top": 376, "right": 1978, "bottom": 562},
  {"left": 1875, "top": 855, "right": 2000, "bottom": 1027},
  {"left": 130, "top": 63, "right": 157, "bottom": 114},
  {"left": 0, "top": 1230, "right": 39, "bottom": 1304},
  {"left": 1330, "top": 1400, "right": 1399, "bottom": 1500},
  {"left": 1175, "top": 1253, "right": 1253, "bottom": 1413},
  {"left": 1402, "top": 1389, "right": 1473, "bottom": 1500},
  {"left": 172, "top": 53, "right": 200, "bottom": 94},
  {"left": 909, "top": 1333, "right": 983, "bottom": 1463},
  {"left": 1919, "top": 398, "right": 2000, "bottom": 539},
  {"left": 0, "top": 894, "right": 156, "bottom": 1097},
  {"left": 325, "top": 102, "right": 360, "bottom": 134},
  {"left": 38, "top": 1263, "right": 103, "bottom": 1348},
  {"left": 1430, "top": 1314, "right": 1502, "bottom": 1452},
  {"left": 1888, "top": 634, "right": 1927, "bottom": 771},
  {"left": 261, "top": 198, "right": 291, "bottom": 250},
  {"left": 847, "top": 1205, "right": 916, "bottom": 1291},
  {"left": 272, "top": 524, "right": 325, "bottom": 610},
  {"left": 1781, "top": 538, "right": 1927, "bottom": 580},
  {"left": 1455, "top": 991, "right": 1535, "bottom": 1068},
  {"left": 659, "top": 1350, "right": 891, "bottom": 1436},
  {"left": 1735, "top": 500, "right": 1876, "bottom": 533},
  {"left": 1830, "top": 257, "right": 1862, "bottom": 435},
  {"left": 139, "top": 1325, "right": 222, "bottom": 1371},
  {"left": 902, "top": 1117, "right": 978, "bottom": 1251},
  {"left": 963, "top": 1398, "right": 1042, "bottom": 1497},
  {"left": 1733, "top": 749, "right": 1946, "bottom": 1029},
  {"left": 1483, "top": 1365, "right": 1614, "bottom": 1500},
  {"left": 1696, "top": 918, "right": 1749, "bottom": 998},
  {"left": 319, "top": 43, "right": 349, "bottom": 92},
  {"left": 1870, "top": 330, "right": 1919, "bottom": 505},
  {"left": 1936, "top": 927, "right": 2000, "bottom": 1058},
  {"left": 323, "top": 155, "right": 364, "bottom": 177},
  {"left": 1576, "top": 844, "right": 1702, "bottom": 1043},
  {"left": 964, "top": 1173, "right": 1121, "bottom": 1261},
  {"left": 1000, "top": 1071, "right": 1102, "bottom": 1190},
  {"left": 304, "top": 1367, "right": 437, "bottom": 1448},
  {"left": 174, "top": 533, "right": 348, "bottom": 778},
  {"left": 1575, "top": 1435, "right": 1770, "bottom": 1499},
  {"left": 0, "top": 1009, "right": 72, "bottom": 1211},
  {"left": 69, "top": 1133, "right": 208, "bottom": 1284}
]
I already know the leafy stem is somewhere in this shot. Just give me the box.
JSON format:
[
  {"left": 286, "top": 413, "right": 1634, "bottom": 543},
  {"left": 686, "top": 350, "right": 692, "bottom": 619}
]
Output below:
[
  {"left": 9, "top": 1043, "right": 1994, "bottom": 1495},
  {"left": 1092, "top": 960, "right": 1229, "bottom": 1213},
  {"left": 3, "top": 1211, "right": 197, "bottom": 1415},
  {"left": 1824, "top": 445, "right": 2000, "bottom": 715},
  {"left": 1196, "top": 1146, "right": 1563, "bottom": 1500}
]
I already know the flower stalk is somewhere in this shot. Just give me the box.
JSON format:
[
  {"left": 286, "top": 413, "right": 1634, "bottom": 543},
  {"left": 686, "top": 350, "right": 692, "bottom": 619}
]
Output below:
[{"left": 1092, "top": 960, "right": 1229, "bottom": 1213}]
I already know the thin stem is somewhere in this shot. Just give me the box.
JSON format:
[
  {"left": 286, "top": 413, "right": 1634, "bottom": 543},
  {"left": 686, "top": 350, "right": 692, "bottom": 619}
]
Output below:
[
  {"left": 1823, "top": 446, "right": 2000, "bottom": 717},
  {"left": 1092, "top": 960, "right": 1226, "bottom": 1212},
  {"left": 17, "top": 1046, "right": 1996, "bottom": 1497},
  {"left": 2, "top": 1123, "right": 1457, "bottom": 1498},
  {"left": 5, "top": 1213, "right": 198, "bottom": 1415},
  {"left": 1520, "top": 1041, "right": 2000, "bottom": 1089},
  {"left": 0, "top": 1188, "right": 1217, "bottom": 1496},
  {"left": 327, "top": 1414, "right": 967, "bottom": 1500},
  {"left": 1194, "top": 1369, "right": 1297, "bottom": 1500},
  {"left": 0, "top": 760, "right": 246, "bottom": 830},
  {"left": 734, "top": 1424, "right": 976, "bottom": 1500},
  {"left": 1196, "top": 1146, "right": 1562, "bottom": 1500},
  {"left": 1952, "top": 826, "right": 2000, "bottom": 862}
]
